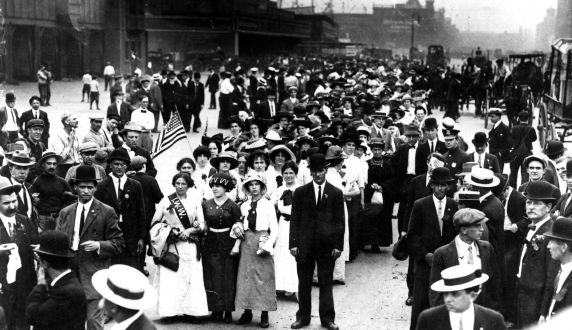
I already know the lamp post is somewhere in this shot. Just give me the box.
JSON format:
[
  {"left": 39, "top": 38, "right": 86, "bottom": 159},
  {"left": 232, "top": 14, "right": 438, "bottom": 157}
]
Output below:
[{"left": 409, "top": 13, "right": 420, "bottom": 60}]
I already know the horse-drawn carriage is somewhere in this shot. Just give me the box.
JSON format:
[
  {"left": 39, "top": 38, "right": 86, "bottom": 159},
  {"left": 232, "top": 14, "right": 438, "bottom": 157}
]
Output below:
[{"left": 538, "top": 38, "right": 572, "bottom": 147}]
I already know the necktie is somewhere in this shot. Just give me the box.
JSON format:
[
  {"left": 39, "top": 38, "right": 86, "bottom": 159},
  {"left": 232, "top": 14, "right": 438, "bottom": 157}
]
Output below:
[
  {"left": 79, "top": 206, "right": 86, "bottom": 233},
  {"left": 430, "top": 141, "right": 434, "bottom": 153},
  {"left": 117, "top": 177, "right": 121, "bottom": 199},
  {"left": 7, "top": 222, "right": 13, "bottom": 238},
  {"left": 317, "top": 185, "right": 322, "bottom": 207},
  {"left": 467, "top": 245, "right": 474, "bottom": 264},
  {"left": 438, "top": 200, "right": 444, "bottom": 234},
  {"left": 478, "top": 154, "right": 483, "bottom": 167},
  {"left": 270, "top": 102, "right": 275, "bottom": 117},
  {"left": 459, "top": 317, "right": 464, "bottom": 330},
  {"left": 21, "top": 185, "right": 28, "bottom": 211},
  {"left": 554, "top": 267, "right": 563, "bottom": 293},
  {"left": 9, "top": 109, "right": 15, "bottom": 123},
  {"left": 35, "top": 112, "right": 38, "bottom": 119}
]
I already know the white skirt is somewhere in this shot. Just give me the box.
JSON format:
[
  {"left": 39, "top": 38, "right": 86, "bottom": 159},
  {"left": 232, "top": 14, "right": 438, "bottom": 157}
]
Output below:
[{"left": 274, "top": 216, "right": 299, "bottom": 293}]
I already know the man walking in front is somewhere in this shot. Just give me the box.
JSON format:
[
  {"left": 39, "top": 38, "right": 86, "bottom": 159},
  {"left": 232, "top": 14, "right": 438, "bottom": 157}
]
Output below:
[{"left": 290, "top": 153, "right": 345, "bottom": 330}]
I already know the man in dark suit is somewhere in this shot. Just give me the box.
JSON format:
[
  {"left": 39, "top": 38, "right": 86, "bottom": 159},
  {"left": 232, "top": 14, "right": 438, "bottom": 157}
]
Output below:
[
  {"left": 509, "top": 111, "right": 537, "bottom": 188},
  {"left": 255, "top": 89, "right": 278, "bottom": 120},
  {"left": 25, "top": 230, "right": 87, "bottom": 330},
  {"left": 205, "top": 67, "right": 220, "bottom": 109},
  {"left": 94, "top": 149, "right": 146, "bottom": 273},
  {"left": 7, "top": 151, "right": 37, "bottom": 228},
  {"left": 515, "top": 180, "right": 560, "bottom": 328},
  {"left": 430, "top": 209, "right": 501, "bottom": 310},
  {"left": 443, "top": 128, "right": 470, "bottom": 177},
  {"left": 289, "top": 153, "right": 345, "bottom": 330},
  {"left": 540, "top": 216, "right": 572, "bottom": 322},
  {"left": 92, "top": 264, "right": 157, "bottom": 330},
  {"left": 106, "top": 91, "right": 132, "bottom": 130},
  {"left": 407, "top": 167, "right": 459, "bottom": 330},
  {"left": 415, "top": 118, "right": 447, "bottom": 175},
  {"left": 178, "top": 70, "right": 194, "bottom": 132},
  {"left": 417, "top": 264, "right": 506, "bottom": 330},
  {"left": 191, "top": 72, "right": 205, "bottom": 133},
  {"left": 468, "top": 132, "right": 501, "bottom": 174},
  {"left": 0, "top": 178, "right": 39, "bottom": 329},
  {"left": 20, "top": 95, "right": 50, "bottom": 145},
  {"left": 56, "top": 165, "right": 125, "bottom": 330},
  {"left": 554, "top": 159, "right": 572, "bottom": 217},
  {"left": 118, "top": 122, "right": 157, "bottom": 177},
  {"left": 370, "top": 110, "right": 395, "bottom": 153},
  {"left": 488, "top": 108, "right": 512, "bottom": 172},
  {"left": 161, "top": 70, "right": 183, "bottom": 125}
]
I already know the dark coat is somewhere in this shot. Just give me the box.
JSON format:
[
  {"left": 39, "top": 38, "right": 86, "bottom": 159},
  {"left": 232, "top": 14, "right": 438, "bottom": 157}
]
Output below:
[
  {"left": 416, "top": 304, "right": 506, "bottom": 330},
  {"left": 467, "top": 152, "right": 501, "bottom": 174},
  {"left": 255, "top": 100, "right": 279, "bottom": 120},
  {"left": 205, "top": 72, "right": 220, "bottom": 92},
  {"left": 407, "top": 195, "right": 458, "bottom": 279},
  {"left": 20, "top": 109, "right": 50, "bottom": 143},
  {"left": 192, "top": 81, "right": 205, "bottom": 108},
  {"left": 106, "top": 102, "right": 132, "bottom": 129},
  {"left": 126, "top": 313, "right": 157, "bottom": 330},
  {"left": 429, "top": 239, "right": 501, "bottom": 310},
  {"left": 488, "top": 121, "right": 512, "bottom": 161},
  {"left": 25, "top": 272, "right": 87, "bottom": 330},
  {"left": 554, "top": 192, "right": 572, "bottom": 217},
  {"left": 94, "top": 177, "right": 146, "bottom": 256},
  {"left": 510, "top": 124, "right": 536, "bottom": 156},
  {"left": 403, "top": 173, "right": 432, "bottom": 232},
  {"left": 478, "top": 194, "right": 505, "bottom": 267},
  {"left": 290, "top": 182, "right": 345, "bottom": 258},
  {"left": 415, "top": 140, "right": 447, "bottom": 175},
  {"left": 119, "top": 146, "right": 157, "bottom": 177},
  {"left": 161, "top": 80, "right": 183, "bottom": 111},
  {"left": 444, "top": 148, "right": 471, "bottom": 177},
  {"left": 56, "top": 199, "right": 125, "bottom": 300},
  {"left": 542, "top": 267, "right": 572, "bottom": 318},
  {"left": 131, "top": 172, "right": 163, "bottom": 234}
]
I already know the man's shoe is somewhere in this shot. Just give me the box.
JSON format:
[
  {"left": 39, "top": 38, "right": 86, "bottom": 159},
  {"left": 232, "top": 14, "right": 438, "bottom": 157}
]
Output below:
[
  {"left": 260, "top": 312, "right": 269, "bottom": 328},
  {"left": 236, "top": 311, "right": 252, "bottom": 325},
  {"left": 405, "top": 296, "right": 413, "bottom": 306},
  {"left": 224, "top": 311, "right": 232, "bottom": 323},
  {"left": 321, "top": 321, "right": 339, "bottom": 330},
  {"left": 291, "top": 319, "right": 310, "bottom": 329}
]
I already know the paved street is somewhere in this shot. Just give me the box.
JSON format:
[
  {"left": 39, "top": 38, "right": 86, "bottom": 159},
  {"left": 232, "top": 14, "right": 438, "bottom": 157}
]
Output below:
[{"left": 2, "top": 79, "right": 524, "bottom": 329}]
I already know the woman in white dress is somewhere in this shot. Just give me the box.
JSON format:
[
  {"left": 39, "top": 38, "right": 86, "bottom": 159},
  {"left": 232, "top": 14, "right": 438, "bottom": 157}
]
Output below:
[
  {"left": 193, "top": 146, "right": 216, "bottom": 197},
  {"left": 153, "top": 173, "right": 209, "bottom": 320},
  {"left": 272, "top": 161, "right": 299, "bottom": 299}
]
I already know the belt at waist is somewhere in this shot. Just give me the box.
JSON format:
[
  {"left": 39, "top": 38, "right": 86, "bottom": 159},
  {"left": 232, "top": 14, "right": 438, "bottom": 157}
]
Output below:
[
  {"left": 38, "top": 212, "right": 59, "bottom": 217},
  {"left": 281, "top": 214, "right": 291, "bottom": 222},
  {"left": 209, "top": 227, "right": 231, "bottom": 233}
]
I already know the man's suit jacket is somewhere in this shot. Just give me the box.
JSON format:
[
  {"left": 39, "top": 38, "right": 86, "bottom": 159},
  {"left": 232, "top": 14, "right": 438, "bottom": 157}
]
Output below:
[
  {"left": 467, "top": 152, "right": 501, "bottom": 174},
  {"left": 404, "top": 173, "right": 432, "bottom": 232},
  {"left": 290, "top": 182, "right": 345, "bottom": 258},
  {"left": 120, "top": 146, "right": 157, "bottom": 177},
  {"left": 106, "top": 102, "right": 132, "bottom": 129},
  {"left": 407, "top": 196, "right": 458, "bottom": 280},
  {"left": 429, "top": 239, "right": 501, "bottom": 310},
  {"left": 132, "top": 172, "right": 163, "bottom": 228},
  {"left": 192, "top": 81, "right": 205, "bottom": 109},
  {"left": 94, "top": 177, "right": 146, "bottom": 255},
  {"left": 25, "top": 272, "right": 87, "bottom": 330},
  {"left": 554, "top": 192, "right": 572, "bottom": 217},
  {"left": 392, "top": 143, "right": 418, "bottom": 179},
  {"left": 542, "top": 267, "right": 572, "bottom": 318},
  {"left": 478, "top": 194, "right": 505, "bottom": 266},
  {"left": 415, "top": 140, "right": 447, "bottom": 175},
  {"left": 0, "top": 106, "right": 20, "bottom": 129},
  {"left": 255, "top": 100, "right": 278, "bottom": 120},
  {"left": 126, "top": 313, "right": 157, "bottom": 330},
  {"left": 205, "top": 72, "right": 220, "bottom": 92},
  {"left": 56, "top": 199, "right": 125, "bottom": 300},
  {"left": 370, "top": 126, "right": 395, "bottom": 152},
  {"left": 415, "top": 304, "right": 506, "bottom": 330},
  {"left": 488, "top": 121, "right": 512, "bottom": 161},
  {"left": 148, "top": 83, "right": 163, "bottom": 113},
  {"left": 519, "top": 218, "right": 560, "bottom": 289},
  {"left": 280, "top": 98, "right": 298, "bottom": 113},
  {"left": 20, "top": 109, "right": 49, "bottom": 143}
]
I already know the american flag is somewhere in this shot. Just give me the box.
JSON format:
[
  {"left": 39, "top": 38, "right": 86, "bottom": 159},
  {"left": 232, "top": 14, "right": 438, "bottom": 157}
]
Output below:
[{"left": 152, "top": 110, "right": 187, "bottom": 159}]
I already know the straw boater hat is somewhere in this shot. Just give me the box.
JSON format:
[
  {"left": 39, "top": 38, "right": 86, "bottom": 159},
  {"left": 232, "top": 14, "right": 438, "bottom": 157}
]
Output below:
[
  {"left": 265, "top": 130, "right": 283, "bottom": 145},
  {"left": 92, "top": 264, "right": 157, "bottom": 310},
  {"left": 464, "top": 167, "right": 500, "bottom": 188},
  {"left": 242, "top": 173, "right": 267, "bottom": 196},
  {"left": 7, "top": 151, "right": 35, "bottom": 167},
  {"left": 33, "top": 230, "right": 76, "bottom": 258},
  {"left": 430, "top": 264, "right": 489, "bottom": 292},
  {"left": 210, "top": 151, "right": 239, "bottom": 170},
  {"left": 0, "top": 177, "right": 21, "bottom": 196}
]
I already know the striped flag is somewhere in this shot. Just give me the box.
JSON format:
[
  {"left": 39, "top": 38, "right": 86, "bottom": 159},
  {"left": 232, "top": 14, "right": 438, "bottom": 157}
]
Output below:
[{"left": 152, "top": 110, "right": 187, "bottom": 159}]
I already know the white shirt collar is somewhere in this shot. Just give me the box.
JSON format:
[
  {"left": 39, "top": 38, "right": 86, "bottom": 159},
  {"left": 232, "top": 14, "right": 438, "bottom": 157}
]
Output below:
[
  {"left": 432, "top": 194, "right": 445, "bottom": 206},
  {"left": 530, "top": 215, "right": 552, "bottom": 236},
  {"left": 50, "top": 269, "right": 72, "bottom": 287},
  {"left": 449, "top": 302, "right": 475, "bottom": 330},
  {"left": 79, "top": 197, "right": 94, "bottom": 209},
  {"left": 111, "top": 310, "right": 143, "bottom": 330}
]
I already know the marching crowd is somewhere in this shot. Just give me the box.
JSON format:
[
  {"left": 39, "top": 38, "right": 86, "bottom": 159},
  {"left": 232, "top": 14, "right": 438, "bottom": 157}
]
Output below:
[{"left": 0, "top": 55, "right": 568, "bottom": 330}]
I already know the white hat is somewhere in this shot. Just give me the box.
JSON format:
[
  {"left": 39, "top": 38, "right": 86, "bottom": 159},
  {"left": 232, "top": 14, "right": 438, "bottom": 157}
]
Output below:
[
  {"left": 464, "top": 167, "right": 500, "bottom": 188},
  {"left": 431, "top": 264, "right": 489, "bottom": 292},
  {"left": 265, "top": 130, "right": 282, "bottom": 143},
  {"left": 91, "top": 264, "right": 157, "bottom": 310}
]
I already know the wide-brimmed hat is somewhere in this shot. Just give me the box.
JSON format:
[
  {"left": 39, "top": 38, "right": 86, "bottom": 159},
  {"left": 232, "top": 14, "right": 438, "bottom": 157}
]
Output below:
[
  {"left": 453, "top": 208, "right": 489, "bottom": 228},
  {"left": 431, "top": 264, "right": 489, "bottom": 292},
  {"left": 269, "top": 145, "right": 296, "bottom": 163},
  {"left": 242, "top": 173, "right": 267, "bottom": 196},
  {"left": 544, "top": 217, "right": 572, "bottom": 242},
  {"left": 429, "top": 167, "right": 455, "bottom": 184},
  {"left": 7, "top": 151, "right": 35, "bottom": 167},
  {"left": 106, "top": 149, "right": 131, "bottom": 164},
  {"left": 296, "top": 136, "right": 318, "bottom": 148},
  {"left": 92, "top": 264, "right": 157, "bottom": 310},
  {"left": 33, "top": 230, "right": 76, "bottom": 258},
  {"left": 308, "top": 153, "right": 328, "bottom": 171},
  {"left": 316, "top": 135, "right": 340, "bottom": 146},
  {"left": 523, "top": 154, "right": 547, "bottom": 169},
  {"left": 525, "top": 180, "right": 559, "bottom": 201},
  {"left": 5, "top": 92, "right": 15, "bottom": 103},
  {"left": 210, "top": 151, "right": 239, "bottom": 170},
  {"left": 457, "top": 162, "right": 479, "bottom": 177},
  {"left": 325, "top": 146, "right": 347, "bottom": 167},
  {"left": 472, "top": 132, "right": 488, "bottom": 146},
  {"left": 265, "top": 130, "right": 283, "bottom": 144},
  {"left": 544, "top": 140, "right": 567, "bottom": 157},
  {"left": 39, "top": 151, "right": 62, "bottom": 164},
  {"left": 74, "top": 165, "right": 98, "bottom": 184},
  {"left": 465, "top": 167, "right": 500, "bottom": 188},
  {"left": 293, "top": 118, "right": 313, "bottom": 129},
  {"left": 273, "top": 111, "right": 294, "bottom": 122},
  {"left": 209, "top": 173, "right": 235, "bottom": 191},
  {"left": 356, "top": 126, "right": 371, "bottom": 138},
  {"left": 0, "top": 177, "right": 21, "bottom": 196},
  {"left": 243, "top": 138, "right": 267, "bottom": 152}
]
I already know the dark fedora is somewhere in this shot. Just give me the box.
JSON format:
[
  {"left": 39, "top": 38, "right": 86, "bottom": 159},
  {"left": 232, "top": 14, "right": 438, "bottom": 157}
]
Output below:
[
  {"left": 429, "top": 167, "right": 455, "bottom": 184},
  {"left": 74, "top": 165, "right": 98, "bottom": 184},
  {"left": 544, "top": 140, "right": 567, "bottom": 157},
  {"left": 34, "top": 230, "right": 75, "bottom": 258},
  {"left": 525, "top": 180, "right": 559, "bottom": 201},
  {"left": 544, "top": 217, "right": 572, "bottom": 242},
  {"left": 308, "top": 153, "right": 328, "bottom": 171},
  {"left": 107, "top": 148, "right": 131, "bottom": 164},
  {"left": 472, "top": 132, "right": 488, "bottom": 146}
]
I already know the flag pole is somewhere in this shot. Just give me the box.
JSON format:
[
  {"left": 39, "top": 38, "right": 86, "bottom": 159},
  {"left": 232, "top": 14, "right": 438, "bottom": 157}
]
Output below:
[{"left": 175, "top": 105, "right": 194, "bottom": 151}]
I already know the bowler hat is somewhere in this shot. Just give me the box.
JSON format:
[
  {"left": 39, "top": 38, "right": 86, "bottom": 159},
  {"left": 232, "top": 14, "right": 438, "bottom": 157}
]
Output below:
[
  {"left": 453, "top": 208, "right": 489, "bottom": 228},
  {"left": 106, "top": 149, "right": 130, "bottom": 164},
  {"left": 431, "top": 264, "right": 489, "bottom": 292},
  {"left": 404, "top": 125, "right": 420, "bottom": 137},
  {"left": 28, "top": 96, "right": 41, "bottom": 104},
  {"left": 34, "top": 230, "right": 75, "bottom": 258},
  {"left": 544, "top": 140, "right": 567, "bottom": 157},
  {"left": 472, "top": 132, "right": 488, "bottom": 146},
  {"left": 525, "top": 180, "right": 559, "bottom": 201},
  {"left": 544, "top": 217, "right": 572, "bottom": 242},
  {"left": 465, "top": 167, "right": 500, "bottom": 188},
  {"left": 5, "top": 93, "right": 15, "bottom": 103},
  {"left": 74, "top": 165, "right": 97, "bottom": 184},
  {"left": 429, "top": 167, "right": 455, "bottom": 184},
  {"left": 422, "top": 117, "right": 438, "bottom": 131},
  {"left": 92, "top": 264, "right": 157, "bottom": 310},
  {"left": 308, "top": 153, "right": 328, "bottom": 171},
  {"left": 518, "top": 110, "right": 530, "bottom": 121}
]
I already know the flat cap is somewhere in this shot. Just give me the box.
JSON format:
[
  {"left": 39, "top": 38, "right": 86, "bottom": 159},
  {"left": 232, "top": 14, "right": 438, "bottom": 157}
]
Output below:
[
  {"left": 26, "top": 119, "right": 44, "bottom": 129},
  {"left": 78, "top": 142, "right": 99, "bottom": 153},
  {"left": 453, "top": 208, "right": 489, "bottom": 228}
]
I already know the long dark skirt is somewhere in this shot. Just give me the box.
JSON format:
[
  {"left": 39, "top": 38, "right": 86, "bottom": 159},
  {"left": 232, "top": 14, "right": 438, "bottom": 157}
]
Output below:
[
  {"left": 360, "top": 203, "right": 393, "bottom": 247},
  {"left": 203, "top": 231, "right": 239, "bottom": 312}
]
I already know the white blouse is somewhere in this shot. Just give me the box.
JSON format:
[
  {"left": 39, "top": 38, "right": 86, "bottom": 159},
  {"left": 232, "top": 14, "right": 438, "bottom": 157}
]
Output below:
[{"left": 240, "top": 197, "right": 278, "bottom": 253}]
